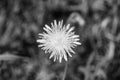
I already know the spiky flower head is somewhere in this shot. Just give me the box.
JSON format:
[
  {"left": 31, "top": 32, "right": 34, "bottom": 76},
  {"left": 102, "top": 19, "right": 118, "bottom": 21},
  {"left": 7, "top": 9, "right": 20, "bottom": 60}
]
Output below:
[{"left": 37, "top": 20, "right": 81, "bottom": 63}]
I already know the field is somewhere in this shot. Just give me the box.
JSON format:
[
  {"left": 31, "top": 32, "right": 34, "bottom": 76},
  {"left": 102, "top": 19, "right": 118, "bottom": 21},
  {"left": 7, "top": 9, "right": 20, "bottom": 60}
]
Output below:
[{"left": 0, "top": 0, "right": 120, "bottom": 80}]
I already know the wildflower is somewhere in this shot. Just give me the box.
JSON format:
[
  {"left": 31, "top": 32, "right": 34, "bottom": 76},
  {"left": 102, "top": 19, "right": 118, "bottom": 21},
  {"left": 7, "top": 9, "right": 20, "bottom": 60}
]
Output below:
[{"left": 37, "top": 20, "right": 81, "bottom": 62}]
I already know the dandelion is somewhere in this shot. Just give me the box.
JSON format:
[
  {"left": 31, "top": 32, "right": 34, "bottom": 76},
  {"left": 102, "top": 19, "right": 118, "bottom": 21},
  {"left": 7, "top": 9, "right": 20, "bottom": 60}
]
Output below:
[{"left": 37, "top": 20, "right": 81, "bottom": 63}]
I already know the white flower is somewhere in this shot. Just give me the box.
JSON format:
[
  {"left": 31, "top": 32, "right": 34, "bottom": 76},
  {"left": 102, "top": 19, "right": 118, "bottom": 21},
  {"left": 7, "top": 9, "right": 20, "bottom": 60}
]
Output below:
[{"left": 37, "top": 20, "right": 81, "bottom": 63}]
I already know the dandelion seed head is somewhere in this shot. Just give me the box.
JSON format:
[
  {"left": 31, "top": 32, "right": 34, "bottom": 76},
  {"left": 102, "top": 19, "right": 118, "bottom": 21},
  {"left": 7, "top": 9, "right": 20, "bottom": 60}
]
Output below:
[{"left": 37, "top": 20, "right": 81, "bottom": 63}]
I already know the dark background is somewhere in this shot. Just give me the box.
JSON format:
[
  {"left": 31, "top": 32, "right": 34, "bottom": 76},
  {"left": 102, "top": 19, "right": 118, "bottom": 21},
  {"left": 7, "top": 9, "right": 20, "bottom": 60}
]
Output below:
[{"left": 0, "top": 0, "right": 120, "bottom": 80}]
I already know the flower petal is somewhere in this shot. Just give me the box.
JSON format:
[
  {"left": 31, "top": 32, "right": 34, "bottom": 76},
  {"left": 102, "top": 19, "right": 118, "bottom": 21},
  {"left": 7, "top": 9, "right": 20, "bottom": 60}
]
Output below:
[
  {"left": 45, "top": 25, "right": 52, "bottom": 31},
  {"left": 73, "top": 42, "right": 81, "bottom": 45}
]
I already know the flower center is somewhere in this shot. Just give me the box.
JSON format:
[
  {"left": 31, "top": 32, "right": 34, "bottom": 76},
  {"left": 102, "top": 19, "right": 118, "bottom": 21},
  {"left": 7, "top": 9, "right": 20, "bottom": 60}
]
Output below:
[{"left": 50, "top": 33, "right": 65, "bottom": 49}]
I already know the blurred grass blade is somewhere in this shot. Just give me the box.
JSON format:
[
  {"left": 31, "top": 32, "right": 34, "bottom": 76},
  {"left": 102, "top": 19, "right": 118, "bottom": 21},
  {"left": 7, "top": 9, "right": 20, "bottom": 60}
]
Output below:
[{"left": 0, "top": 53, "right": 20, "bottom": 61}]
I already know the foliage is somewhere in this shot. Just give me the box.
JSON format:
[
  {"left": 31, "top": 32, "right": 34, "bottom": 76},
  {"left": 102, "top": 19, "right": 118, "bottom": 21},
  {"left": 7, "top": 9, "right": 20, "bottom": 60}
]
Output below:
[{"left": 0, "top": 0, "right": 120, "bottom": 80}]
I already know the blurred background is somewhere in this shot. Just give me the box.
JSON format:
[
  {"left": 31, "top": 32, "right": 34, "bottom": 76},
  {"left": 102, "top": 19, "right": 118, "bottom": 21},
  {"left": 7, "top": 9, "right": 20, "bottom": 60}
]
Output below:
[{"left": 0, "top": 0, "right": 120, "bottom": 80}]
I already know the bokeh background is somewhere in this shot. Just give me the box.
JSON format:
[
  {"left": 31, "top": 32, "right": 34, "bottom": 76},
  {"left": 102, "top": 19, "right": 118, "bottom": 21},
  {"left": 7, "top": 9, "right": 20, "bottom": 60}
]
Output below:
[{"left": 0, "top": 0, "right": 120, "bottom": 80}]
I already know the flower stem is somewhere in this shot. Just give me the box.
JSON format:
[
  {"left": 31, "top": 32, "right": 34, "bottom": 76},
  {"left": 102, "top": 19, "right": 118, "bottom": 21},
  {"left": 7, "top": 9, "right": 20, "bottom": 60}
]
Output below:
[{"left": 62, "top": 62, "right": 68, "bottom": 80}]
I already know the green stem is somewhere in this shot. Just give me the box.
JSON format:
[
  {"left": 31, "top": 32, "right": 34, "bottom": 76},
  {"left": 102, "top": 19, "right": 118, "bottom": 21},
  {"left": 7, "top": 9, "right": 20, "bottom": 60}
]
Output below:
[{"left": 62, "top": 62, "right": 68, "bottom": 80}]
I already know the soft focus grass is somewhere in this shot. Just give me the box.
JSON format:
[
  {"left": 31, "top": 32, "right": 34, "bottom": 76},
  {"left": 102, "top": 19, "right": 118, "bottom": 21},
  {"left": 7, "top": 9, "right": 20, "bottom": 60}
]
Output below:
[{"left": 0, "top": 0, "right": 120, "bottom": 80}]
